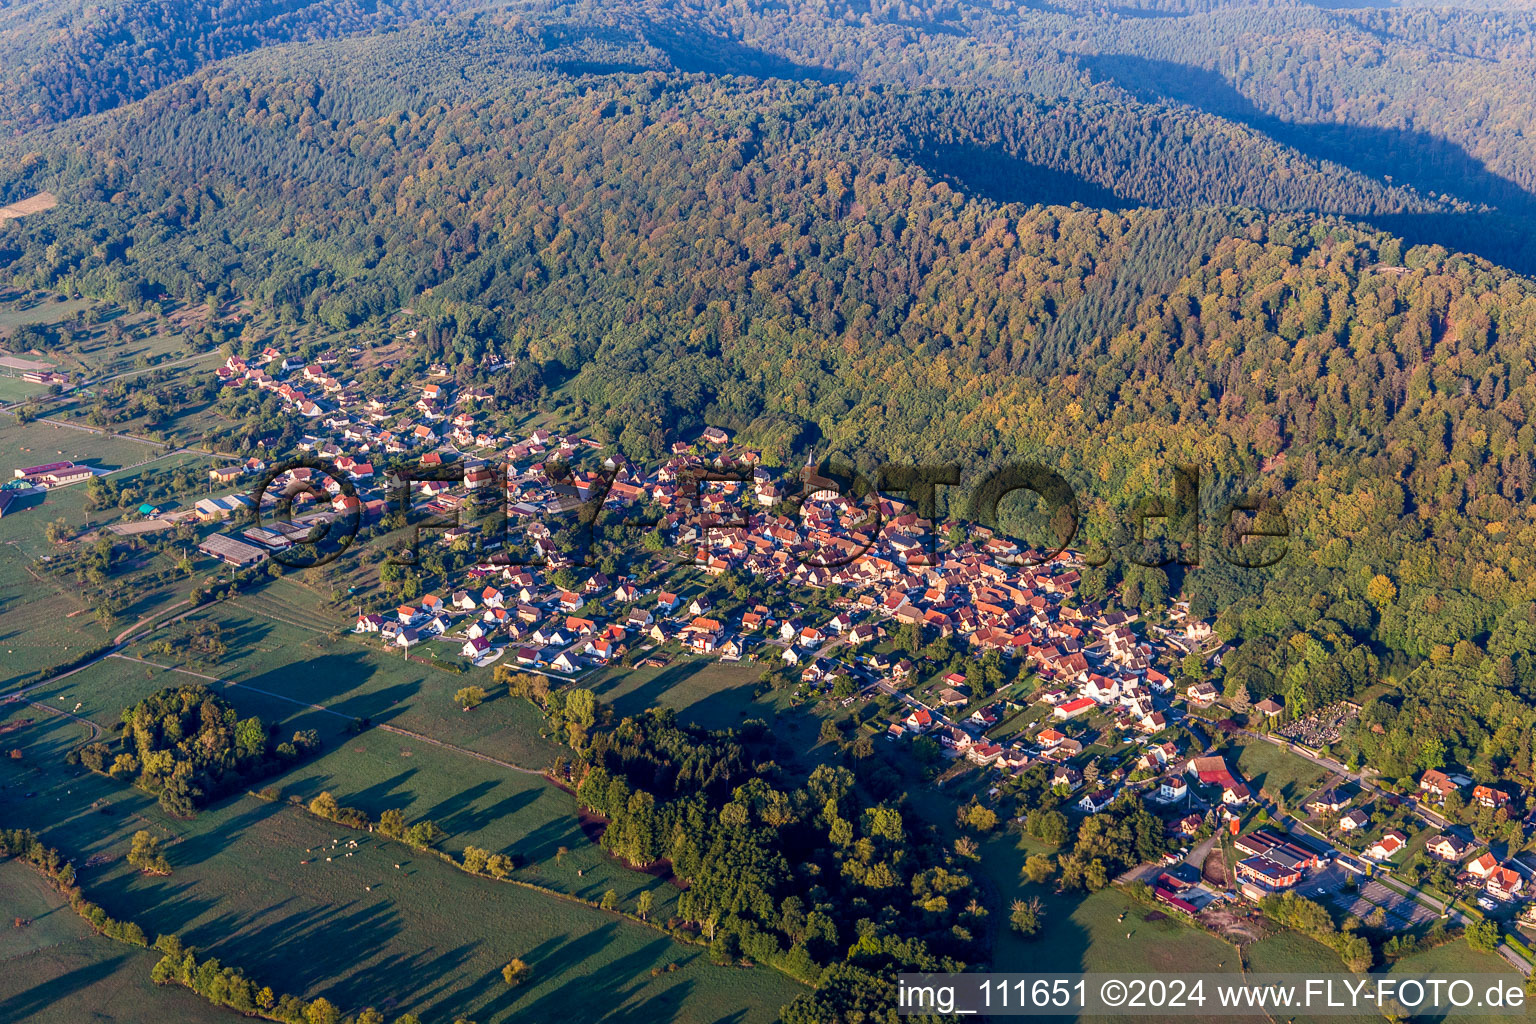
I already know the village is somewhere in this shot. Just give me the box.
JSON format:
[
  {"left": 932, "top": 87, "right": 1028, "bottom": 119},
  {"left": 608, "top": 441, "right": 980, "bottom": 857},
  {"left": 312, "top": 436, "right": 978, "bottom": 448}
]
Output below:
[{"left": 14, "top": 339, "right": 1536, "bottom": 962}]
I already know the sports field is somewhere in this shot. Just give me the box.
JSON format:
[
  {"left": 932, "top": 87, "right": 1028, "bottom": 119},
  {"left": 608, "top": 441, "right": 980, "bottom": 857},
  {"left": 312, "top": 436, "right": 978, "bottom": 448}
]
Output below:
[
  {"left": 0, "top": 376, "right": 47, "bottom": 403},
  {"left": 0, "top": 417, "right": 165, "bottom": 475}
]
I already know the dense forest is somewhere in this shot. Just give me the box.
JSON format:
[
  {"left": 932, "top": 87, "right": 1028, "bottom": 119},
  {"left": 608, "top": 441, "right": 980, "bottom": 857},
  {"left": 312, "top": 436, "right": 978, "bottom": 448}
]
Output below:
[{"left": 565, "top": 704, "right": 983, "bottom": 1016}]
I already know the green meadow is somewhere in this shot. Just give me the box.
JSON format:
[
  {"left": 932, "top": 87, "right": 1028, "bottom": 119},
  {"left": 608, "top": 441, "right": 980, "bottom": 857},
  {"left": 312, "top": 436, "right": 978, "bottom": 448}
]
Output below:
[
  {"left": 0, "top": 859, "right": 243, "bottom": 1024},
  {"left": 0, "top": 706, "right": 803, "bottom": 1024}
]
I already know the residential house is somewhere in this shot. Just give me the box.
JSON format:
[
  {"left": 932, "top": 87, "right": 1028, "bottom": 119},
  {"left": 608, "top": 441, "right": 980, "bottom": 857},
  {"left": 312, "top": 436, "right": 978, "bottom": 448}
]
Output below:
[
  {"left": 1051, "top": 765, "right": 1082, "bottom": 791},
  {"left": 1186, "top": 681, "right": 1219, "bottom": 704},
  {"left": 1367, "top": 830, "right": 1408, "bottom": 861},
  {"left": 1427, "top": 833, "right": 1473, "bottom": 863},
  {"left": 1467, "top": 853, "right": 1500, "bottom": 880},
  {"left": 1418, "top": 769, "right": 1461, "bottom": 803},
  {"left": 1308, "top": 789, "right": 1351, "bottom": 815},
  {"left": 1159, "top": 777, "right": 1189, "bottom": 802},
  {"left": 1486, "top": 865, "right": 1525, "bottom": 899}
]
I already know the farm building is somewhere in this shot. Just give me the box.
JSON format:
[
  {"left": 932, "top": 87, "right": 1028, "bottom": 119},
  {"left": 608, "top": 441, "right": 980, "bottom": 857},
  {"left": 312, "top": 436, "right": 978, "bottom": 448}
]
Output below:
[{"left": 198, "top": 533, "right": 269, "bottom": 567}]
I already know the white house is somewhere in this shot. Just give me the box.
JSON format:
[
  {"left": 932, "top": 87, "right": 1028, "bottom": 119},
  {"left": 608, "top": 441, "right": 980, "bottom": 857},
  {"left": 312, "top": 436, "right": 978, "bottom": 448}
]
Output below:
[{"left": 1159, "top": 778, "right": 1188, "bottom": 801}]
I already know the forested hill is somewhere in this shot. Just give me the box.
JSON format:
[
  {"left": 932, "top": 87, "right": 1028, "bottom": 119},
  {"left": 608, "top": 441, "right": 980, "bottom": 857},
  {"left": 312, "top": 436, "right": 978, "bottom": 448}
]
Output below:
[
  {"left": 3, "top": 0, "right": 1536, "bottom": 877},
  {"left": 0, "top": 0, "right": 492, "bottom": 131}
]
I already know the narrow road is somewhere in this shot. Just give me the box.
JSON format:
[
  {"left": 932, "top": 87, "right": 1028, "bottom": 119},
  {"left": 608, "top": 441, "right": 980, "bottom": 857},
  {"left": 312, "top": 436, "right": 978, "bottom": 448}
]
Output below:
[
  {"left": 114, "top": 598, "right": 193, "bottom": 645},
  {"left": 16, "top": 698, "right": 101, "bottom": 743}
]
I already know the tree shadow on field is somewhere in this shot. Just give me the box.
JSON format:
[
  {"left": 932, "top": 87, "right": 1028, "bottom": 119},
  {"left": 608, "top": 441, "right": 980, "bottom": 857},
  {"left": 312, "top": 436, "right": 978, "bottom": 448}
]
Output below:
[
  {"left": 342, "top": 767, "right": 420, "bottom": 813},
  {"left": 439, "top": 785, "right": 543, "bottom": 838},
  {"left": 481, "top": 928, "right": 697, "bottom": 1024},
  {"left": 239, "top": 650, "right": 420, "bottom": 727},
  {"left": 332, "top": 681, "right": 418, "bottom": 727},
  {"left": 594, "top": 659, "right": 708, "bottom": 720},
  {"left": 0, "top": 952, "right": 137, "bottom": 1022},
  {"left": 330, "top": 939, "right": 484, "bottom": 1015},
  {"left": 88, "top": 875, "right": 221, "bottom": 939},
  {"left": 419, "top": 777, "right": 543, "bottom": 837},
  {"left": 192, "top": 897, "right": 434, "bottom": 1006},
  {"left": 215, "top": 616, "right": 275, "bottom": 656},
  {"left": 673, "top": 680, "right": 761, "bottom": 732},
  {"left": 508, "top": 814, "right": 588, "bottom": 870},
  {"left": 159, "top": 794, "right": 287, "bottom": 870}
]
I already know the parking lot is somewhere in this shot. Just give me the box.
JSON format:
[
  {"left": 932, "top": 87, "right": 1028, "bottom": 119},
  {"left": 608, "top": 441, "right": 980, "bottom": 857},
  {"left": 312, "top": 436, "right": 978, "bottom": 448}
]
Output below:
[{"left": 1309, "top": 871, "right": 1441, "bottom": 930}]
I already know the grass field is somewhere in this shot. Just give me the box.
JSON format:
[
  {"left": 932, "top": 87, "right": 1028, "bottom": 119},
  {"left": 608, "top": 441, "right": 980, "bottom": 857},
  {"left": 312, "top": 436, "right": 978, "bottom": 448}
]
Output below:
[
  {"left": 1387, "top": 937, "right": 1521, "bottom": 977},
  {"left": 0, "top": 708, "right": 803, "bottom": 1024},
  {"left": 126, "top": 604, "right": 566, "bottom": 769},
  {"left": 1, "top": 417, "right": 164, "bottom": 474},
  {"left": 1244, "top": 930, "right": 1347, "bottom": 973},
  {"left": 0, "top": 446, "right": 205, "bottom": 690},
  {"left": 34, "top": 635, "right": 699, "bottom": 935},
  {"left": 1235, "top": 739, "right": 1331, "bottom": 809},
  {"left": 978, "top": 833, "right": 1240, "bottom": 977},
  {"left": 0, "top": 510, "right": 115, "bottom": 687},
  {"left": 0, "top": 294, "right": 95, "bottom": 330},
  {"left": 0, "top": 860, "right": 244, "bottom": 1024},
  {"left": 582, "top": 652, "right": 775, "bottom": 731},
  {"left": 1243, "top": 932, "right": 1376, "bottom": 1024}
]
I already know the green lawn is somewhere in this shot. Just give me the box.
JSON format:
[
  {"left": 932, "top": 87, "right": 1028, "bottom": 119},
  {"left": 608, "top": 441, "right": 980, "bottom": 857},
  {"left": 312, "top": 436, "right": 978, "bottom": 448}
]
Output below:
[
  {"left": 35, "top": 639, "right": 692, "bottom": 935},
  {"left": 0, "top": 294, "right": 97, "bottom": 329},
  {"left": 125, "top": 604, "right": 565, "bottom": 769},
  {"left": 0, "top": 496, "right": 118, "bottom": 687},
  {"left": 1386, "top": 938, "right": 1521, "bottom": 977},
  {"left": 0, "top": 449, "right": 211, "bottom": 690},
  {"left": 0, "top": 708, "right": 803, "bottom": 1024},
  {"left": 0, "top": 859, "right": 244, "bottom": 1024},
  {"left": 1244, "top": 930, "right": 1347, "bottom": 973},
  {"left": 1236, "top": 739, "right": 1331, "bottom": 810},
  {"left": 1244, "top": 932, "right": 1376, "bottom": 1024},
  {"left": 1383, "top": 938, "right": 1524, "bottom": 1024}
]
